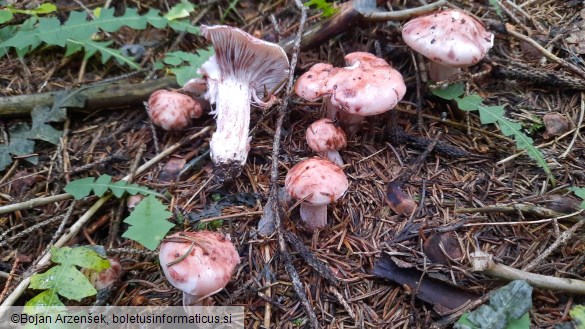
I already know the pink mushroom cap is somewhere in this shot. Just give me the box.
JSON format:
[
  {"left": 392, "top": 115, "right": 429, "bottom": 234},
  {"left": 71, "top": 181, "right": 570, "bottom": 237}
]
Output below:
[
  {"left": 402, "top": 10, "right": 494, "bottom": 68},
  {"left": 306, "top": 118, "right": 347, "bottom": 153},
  {"left": 147, "top": 90, "right": 204, "bottom": 130},
  {"left": 159, "top": 231, "right": 240, "bottom": 303}
]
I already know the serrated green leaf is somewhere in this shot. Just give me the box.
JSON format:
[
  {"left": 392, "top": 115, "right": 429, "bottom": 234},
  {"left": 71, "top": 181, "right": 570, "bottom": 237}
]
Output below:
[
  {"left": 168, "top": 19, "right": 200, "bottom": 34},
  {"left": 25, "top": 290, "right": 64, "bottom": 307},
  {"left": 29, "top": 105, "right": 64, "bottom": 145},
  {"left": 51, "top": 246, "right": 111, "bottom": 271},
  {"left": 64, "top": 177, "right": 95, "bottom": 199},
  {"left": 431, "top": 82, "right": 465, "bottom": 100},
  {"left": 164, "top": 0, "right": 196, "bottom": 20},
  {"left": 30, "top": 265, "right": 97, "bottom": 301},
  {"left": 477, "top": 104, "right": 506, "bottom": 125},
  {"left": 0, "top": 10, "right": 13, "bottom": 24},
  {"left": 64, "top": 175, "right": 162, "bottom": 199},
  {"left": 6, "top": 3, "right": 57, "bottom": 16},
  {"left": 0, "top": 123, "right": 37, "bottom": 171},
  {"left": 163, "top": 48, "right": 214, "bottom": 86},
  {"left": 456, "top": 94, "right": 484, "bottom": 112},
  {"left": 122, "top": 195, "right": 175, "bottom": 250},
  {"left": 91, "top": 174, "right": 113, "bottom": 196}
]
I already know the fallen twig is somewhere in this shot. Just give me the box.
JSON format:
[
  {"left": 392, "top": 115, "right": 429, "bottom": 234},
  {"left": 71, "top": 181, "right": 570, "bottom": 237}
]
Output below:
[
  {"left": 283, "top": 231, "right": 338, "bottom": 286},
  {"left": 470, "top": 251, "right": 585, "bottom": 294}
]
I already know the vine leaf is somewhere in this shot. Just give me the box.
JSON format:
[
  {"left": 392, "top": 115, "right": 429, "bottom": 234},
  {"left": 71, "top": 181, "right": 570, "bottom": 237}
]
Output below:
[
  {"left": 64, "top": 174, "right": 162, "bottom": 199},
  {"left": 432, "top": 83, "right": 552, "bottom": 181},
  {"left": 122, "top": 195, "right": 175, "bottom": 251},
  {"left": 26, "top": 246, "right": 111, "bottom": 306}
]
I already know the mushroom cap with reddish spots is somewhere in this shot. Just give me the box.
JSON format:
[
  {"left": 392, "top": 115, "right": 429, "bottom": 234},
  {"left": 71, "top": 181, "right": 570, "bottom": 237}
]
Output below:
[
  {"left": 147, "top": 90, "right": 204, "bottom": 130},
  {"left": 306, "top": 118, "right": 347, "bottom": 153},
  {"left": 159, "top": 231, "right": 240, "bottom": 298},
  {"left": 84, "top": 258, "right": 123, "bottom": 291},
  {"left": 294, "top": 52, "right": 406, "bottom": 116},
  {"left": 285, "top": 158, "right": 349, "bottom": 206},
  {"left": 402, "top": 10, "right": 494, "bottom": 67}
]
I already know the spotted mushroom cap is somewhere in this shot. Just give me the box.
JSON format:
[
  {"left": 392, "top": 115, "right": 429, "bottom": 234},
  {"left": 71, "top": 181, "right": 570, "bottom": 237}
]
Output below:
[
  {"left": 294, "top": 52, "right": 406, "bottom": 116},
  {"left": 306, "top": 118, "right": 347, "bottom": 153},
  {"left": 285, "top": 158, "right": 349, "bottom": 206},
  {"left": 159, "top": 231, "right": 240, "bottom": 298},
  {"left": 197, "top": 25, "right": 290, "bottom": 104},
  {"left": 147, "top": 90, "right": 204, "bottom": 130},
  {"left": 402, "top": 9, "right": 494, "bottom": 67}
]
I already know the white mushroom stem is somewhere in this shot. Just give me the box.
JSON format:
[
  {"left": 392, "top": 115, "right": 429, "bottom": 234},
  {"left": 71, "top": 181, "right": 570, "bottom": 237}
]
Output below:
[
  {"left": 209, "top": 78, "right": 252, "bottom": 166},
  {"left": 429, "top": 62, "right": 461, "bottom": 82},
  {"left": 337, "top": 110, "right": 366, "bottom": 135},
  {"left": 299, "top": 203, "right": 328, "bottom": 231},
  {"left": 322, "top": 150, "right": 344, "bottom": 167}
]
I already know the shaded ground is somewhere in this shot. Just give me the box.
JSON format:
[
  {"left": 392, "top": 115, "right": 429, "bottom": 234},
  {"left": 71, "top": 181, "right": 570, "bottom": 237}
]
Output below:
[{"left": 1, "top": 0, "right": 585, "bottom": 328}]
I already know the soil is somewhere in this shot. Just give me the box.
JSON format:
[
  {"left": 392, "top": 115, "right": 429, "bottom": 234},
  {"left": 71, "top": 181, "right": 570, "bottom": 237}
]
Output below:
[{"left": 1, "top": 1, "right": 584, "bottom": 328}]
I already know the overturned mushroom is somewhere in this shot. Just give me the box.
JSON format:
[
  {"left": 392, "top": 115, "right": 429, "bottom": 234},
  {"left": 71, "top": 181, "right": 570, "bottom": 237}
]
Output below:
[
  {"left": 198, "top": 25, "right": 290, "bottom": 182},
  {"left": 295, "top": 52, "right": 405, "bottom": 133},
  {"left": 402, "top": 9, "right": 494, "bottom": 81},
  {"left": 159, "top": 231, "right": 240, "bottom": 308}
]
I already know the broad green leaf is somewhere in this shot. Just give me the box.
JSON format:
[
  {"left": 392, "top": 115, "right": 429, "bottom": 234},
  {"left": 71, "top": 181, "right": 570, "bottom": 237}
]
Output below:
[
  {"left": 91, "top": 174, "right": 113, "bottom": 196},
  {"left": 25, "top": 290, "right": 64, "bottom": 307},
  {"left": 164, "top": 0, "right": 196, "bottom": 20},
  {"left": 508, "top": 313, "right": 530, "bottom": 329},
  {"left": 489, "top": 280, "right": 532, "bottom": 320},
  {"left": 51, "top": 246, "right": 110, "bottom": 271},
  {"left": 32, "top": 3, "right": 57, "bottom": 15},
  {"left": 122, "top": 195, "right": 174, "bottom": 250},
  {"left": 0, "top": 10, "right": 13, "bottom": 24},
  {"left": 64, "top": 177, "right": 95, "bottom": 199},
  {"left": 431, "top": 82, "right": 465, "bottom": 100},
  {"left": 30, "top": 265, "right": 97, "bottom": 301}
]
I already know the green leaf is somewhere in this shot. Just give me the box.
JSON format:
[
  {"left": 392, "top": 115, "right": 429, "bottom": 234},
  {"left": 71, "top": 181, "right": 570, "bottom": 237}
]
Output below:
[
  {"left": 29, "top": 105, "right": 63, "bottom": 145},
  {"left": 0, "top": 123, "right": 36, "bottom": 171},
  {"left": 6, "top": 3, "right": 57, "bottom": 16},
  {"left": 508, "top": 313, "right": 530, "bottom": 329},
  {"left": 122, "top": 195, "right": 175, "bottom": 250},
  {"left": 568, "top": 187, "right": 585, "bottom": 209},
  {"left": 304, "top": 0, "right": 339, "bottom": 17},
  {"left": 164, "top": 0, "right": 196, "bottom": 20},
  {"left": 488, "top": 0, "right": 504, "bottom": 19},
  {"left": 0, "top": 10, "right": 13, "bottom": 24},
  {"left": 64, "top": 175, "right": 162, "bottom": 199},
  {"left": 25, "top": 290, "right": 64, "bottom": 307},
  {"left": 431, "top": 82, "right": 465, "bottom": 100},
  {"left": 51, "top": 246, "right": 111, "bottom": 271},
  {"left": 30, "top": 265, "right": 97, "bottom": 301},
  {"left": 456, "top": 94, "right": 484, "bottom": 112},
  {"left": 570, "top": 305, "right": 585, "bottom": 329},
  {"left": 163, "top": 48, "right": 214, "bottom": 86}
]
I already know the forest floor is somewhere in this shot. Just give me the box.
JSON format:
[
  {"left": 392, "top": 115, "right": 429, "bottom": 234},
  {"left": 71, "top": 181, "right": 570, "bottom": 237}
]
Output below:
[{"left": 1, "top": 0, "right": 584, "bottom": 328}]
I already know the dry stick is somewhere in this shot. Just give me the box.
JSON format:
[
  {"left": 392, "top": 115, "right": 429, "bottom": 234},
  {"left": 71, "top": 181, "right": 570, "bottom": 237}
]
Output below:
[
  {"left": 469, "top": 251, "right": 585, "bottom": 294},
  {"left": 283, "top": 231, "right": 338, "bottom": 286},
  {"left": 265, "top": 2, "right": 319, "bottom": 328},
  {"left": 0, "top": 77, "right": 179, "bottom": 117},
  {"left": 0, "top": 127, "right": 211, "bottom": 308},
  {"left": 0, "top": 127, "right": 211, "bottom": 216},
  {"left": 455, "top": 204, "right": 583, "bottom": 223},
  {"left": 504, "top": 26, "right": 585, "bottom": 80},
  {"left": 0, "top": 252, "right": 19, "bottom": 302},
  {"left": 561, "top": 92, "right": 584, "bottom": 158}
]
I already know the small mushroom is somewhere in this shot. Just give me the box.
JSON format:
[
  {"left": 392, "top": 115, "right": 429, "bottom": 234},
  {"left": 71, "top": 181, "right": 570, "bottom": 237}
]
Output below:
[
  {"left": 402, "top": 9, "right": 494, "bottom": 81},
  {"left": 198, "top": 25, "right": 290, "bottom": 182},
  {"left": 305, "top": 118, "right": 347, "bottom": 166},
  {"left": 284, "top": 158, "right": 349, "bottom": 231},
  {"left": 83, "top": 258, "right": 123, "bottom": 291},
  {"left": 147, "top": 90, "right": 205, "bottom": 130},
  {"left": 543, "top": 112, "right": 570, "bottom": 139},
  {"left": 295, "top": 52, "right": 405, "bottom": 133},
  {"left": 159, "top": 231, "right": 240, "bottom": 307}
]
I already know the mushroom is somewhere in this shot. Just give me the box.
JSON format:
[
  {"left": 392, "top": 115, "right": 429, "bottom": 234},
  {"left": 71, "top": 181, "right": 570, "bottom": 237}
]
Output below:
[
  {"left": 305, "top": 118, "right": 347, "bottom": 166},
  {"left": 147, "top": 89, "right": 205, "bottom": 130},
  {"left": 82, "top": 258, "right": 123, "bottom": 291},
  {"left": 295, "top": 52, "right": 406, "bottom": 133},
  {"left": 198, "top": 25, "right": 290, "bottom": 182},
  {"left": 284, "top": 157, "right": 349, "bottom": 231},
  {"left": 401, "top": 9, "right": 494, "bottom": 82},
  {"left": 159, "top": 231, "right": 240, "bottom": 308}
]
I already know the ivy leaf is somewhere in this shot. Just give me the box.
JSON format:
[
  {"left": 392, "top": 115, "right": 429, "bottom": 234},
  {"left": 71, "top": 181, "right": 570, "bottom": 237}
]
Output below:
[
  {"left": 122, "top": 195, "right": 174, "bottom": 250},
  {"left": 51, "top": 246, "right": 111, "bottom": 271}
]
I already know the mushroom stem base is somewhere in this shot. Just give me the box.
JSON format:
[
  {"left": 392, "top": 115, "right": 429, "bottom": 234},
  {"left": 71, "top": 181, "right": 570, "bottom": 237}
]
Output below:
[{"left": 299, "top": 203, "right": 328, "bottom": 232}]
